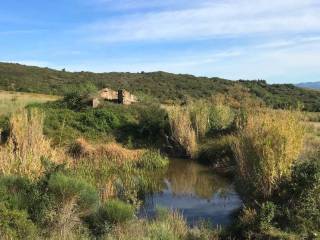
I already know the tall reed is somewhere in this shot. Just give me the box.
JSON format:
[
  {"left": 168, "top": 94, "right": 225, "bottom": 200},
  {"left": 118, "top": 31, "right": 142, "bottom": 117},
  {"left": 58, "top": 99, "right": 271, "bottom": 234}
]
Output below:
[
  {"left": 0, "top": 109, "right": 64, "bottom": 179},
  {"left": 167, "top": 106, "right": 198, "bottom": 158},
  {"left": 233, "top": 109, "right": 305, "bottom": 198},
  {"left": 188, "top": 100, "right": 210, "bottom": 139}
]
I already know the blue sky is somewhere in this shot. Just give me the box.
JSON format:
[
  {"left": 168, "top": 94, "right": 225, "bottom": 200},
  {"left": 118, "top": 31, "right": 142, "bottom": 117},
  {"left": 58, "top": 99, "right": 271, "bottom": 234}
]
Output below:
[{"left": 1, "top": 0, "right": 320, "bottom": 83}]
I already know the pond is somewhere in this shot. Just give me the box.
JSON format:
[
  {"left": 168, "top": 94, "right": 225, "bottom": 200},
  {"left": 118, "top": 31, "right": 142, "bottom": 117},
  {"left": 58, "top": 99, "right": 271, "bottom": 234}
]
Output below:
[{"left": 139, "top": 158, "right": 242, "bottom": 226}]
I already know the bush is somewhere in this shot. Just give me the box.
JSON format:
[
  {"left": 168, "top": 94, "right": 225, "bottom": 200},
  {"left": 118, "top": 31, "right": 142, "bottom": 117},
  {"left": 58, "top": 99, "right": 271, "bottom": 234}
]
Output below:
[
  {"left": 101, "top": 200, "right": 135, "bottom": 224},
  {"left": 233, "top": 110, "right": 305, "bottom": 198},
  {"left": 0, "top": 176, "right": 33, "bottom": 210},
  {"left": 0, "top": 203, "right": 38, "bottom": 240},
  {"left": 277, "top": 159, "right": 320, "bottom": 233},
  {"left": 77, "top": 109, "right": 120, "bottom": 133},
  {"left": 258, "top": 202, "right": 276, "bottom": 231},
  {"left": 60, "top": 82, "right": 97, "bottom": 111},
  {"left": 209, "top": 104, "right": 235, "bottom": 132},
  {"left": 48, "top": 172, "right": 99, "bottom": 215},
  {"left": 86, "top": 200, "right": 135, "bottom": 236},
  {"left": 136, "top": 104, "right": 169, "bottom": 141}
]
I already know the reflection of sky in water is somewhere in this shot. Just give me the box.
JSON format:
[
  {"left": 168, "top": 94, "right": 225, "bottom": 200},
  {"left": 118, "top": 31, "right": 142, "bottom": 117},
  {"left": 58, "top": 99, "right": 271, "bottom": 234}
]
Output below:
[{"left": 139, "top": 159, "right": 242, "bottom": 226}]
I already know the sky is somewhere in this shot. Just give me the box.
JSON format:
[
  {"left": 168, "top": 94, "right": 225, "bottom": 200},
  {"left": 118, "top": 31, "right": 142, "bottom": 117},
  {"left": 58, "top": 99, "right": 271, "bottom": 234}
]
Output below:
[{"left": 1, "top": 0, "right": 320, "bottom": 83}]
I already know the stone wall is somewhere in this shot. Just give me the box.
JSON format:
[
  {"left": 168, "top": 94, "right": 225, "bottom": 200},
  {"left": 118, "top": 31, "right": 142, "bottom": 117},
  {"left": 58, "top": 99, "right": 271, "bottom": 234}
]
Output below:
[
  {"left": 99, "top": 88, "right": 118, "bottom": 101},
  {"left": 118, "top": 89, "right": 138, "bottom": 105},
  {"left": 92, "top": 88, "right": 138, "bottom": 107}
]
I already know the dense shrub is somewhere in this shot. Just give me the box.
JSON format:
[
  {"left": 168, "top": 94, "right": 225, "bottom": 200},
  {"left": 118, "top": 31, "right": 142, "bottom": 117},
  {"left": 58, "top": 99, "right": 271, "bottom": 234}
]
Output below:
[
  {"left": 0, "top": 203, "right": 38, "bottom": 240},
  {"left": 42, "top": 107, "right": 123, "bottom": 144},
  {"left": 48, "top": 173, "right": 99, "bottom": 215},
  {"left": 277, "top": 160, "right": 320, "bottom": 233},
  {"left": 208, "top": 104, "right": 235, "bottom": 132},
  {"left": 77, "top": 109, "right": 121, "bottom": 133},
  {"left": 136, "top": 104, "right": 169, "bottom": 140},
  {"left": 86, "top": 200, "right": 135, "bottom": 236},
  {"left": 1, "top": 62, "right": 320, "bottom": 111},
  {"left": 233, "top": 110, "right": 305, "bottom": 198},
  {"left": 0, "top": 176, "right": 33, "bottom": 211},
  {"left": 101, "top": 200, "right": 135, "bottom": 224}
]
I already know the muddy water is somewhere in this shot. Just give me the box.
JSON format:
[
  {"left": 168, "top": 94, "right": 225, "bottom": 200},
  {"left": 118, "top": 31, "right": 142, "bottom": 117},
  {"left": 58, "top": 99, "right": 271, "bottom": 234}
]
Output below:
[{"left": 139, "top": 158, "right": 242, "bottom": 226}]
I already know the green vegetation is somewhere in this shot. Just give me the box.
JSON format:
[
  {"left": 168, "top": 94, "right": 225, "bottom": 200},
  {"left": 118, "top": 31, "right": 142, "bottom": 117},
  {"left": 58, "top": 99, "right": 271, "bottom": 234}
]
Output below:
[
  {"left": 233, "top": 110, "right": 305, "bottom": 198},
  {"left": 0, "top": 63, "right": 320, "bottom": 239},
  {"left": 0, "top": 90, "right": 59, "bottom": 116},
  {"left": 1, "top": 62, "right": 320, "bottom": 111}
]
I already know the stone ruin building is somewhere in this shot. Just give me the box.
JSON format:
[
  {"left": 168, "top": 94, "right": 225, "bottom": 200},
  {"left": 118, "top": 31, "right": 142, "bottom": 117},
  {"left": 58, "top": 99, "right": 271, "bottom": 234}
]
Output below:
[{"left": 92, "top": 88, "right": 138, "bottom": 108}]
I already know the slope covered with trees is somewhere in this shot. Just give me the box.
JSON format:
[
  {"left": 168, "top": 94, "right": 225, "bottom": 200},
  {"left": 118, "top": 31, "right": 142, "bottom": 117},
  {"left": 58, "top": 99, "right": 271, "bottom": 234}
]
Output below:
[{"left": 1, "top": 62, "right": 320, "bottom": 111}]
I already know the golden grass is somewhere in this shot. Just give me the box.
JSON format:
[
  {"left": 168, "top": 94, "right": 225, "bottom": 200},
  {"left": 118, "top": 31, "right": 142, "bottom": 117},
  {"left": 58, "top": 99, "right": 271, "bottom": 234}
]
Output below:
[
  {"left": 298, "top": 112, "right": 320, "bottom": 160},
  {"left": 233, "top": 109, "right": 305, "bottom": 197},
  {"left": 0, "top": 90, "right": 60, "bottom": 116},
  {"left": 188, "top": 100, "right": 210, "bottom": 139},
  {"left": 71, "top": 138, "right": 145, "bottom": 164},
  {"left": 166, "top": 106, "right": 198, "bottom": 158},
  {"left": 0, "top": 109, "right": 66, "bottom": 179}
]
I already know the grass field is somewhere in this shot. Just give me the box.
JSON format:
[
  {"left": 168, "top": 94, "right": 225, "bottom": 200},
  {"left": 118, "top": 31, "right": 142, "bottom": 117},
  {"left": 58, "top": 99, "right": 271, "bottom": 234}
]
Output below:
[{"left": 0, "top": 90, "right": 60, "bottom": 115}]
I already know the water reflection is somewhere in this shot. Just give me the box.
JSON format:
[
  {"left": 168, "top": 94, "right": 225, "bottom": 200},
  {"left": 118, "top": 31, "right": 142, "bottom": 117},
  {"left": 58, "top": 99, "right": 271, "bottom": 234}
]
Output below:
[{"left": 140, "top": 159, "right": 242, "bottom": 226}]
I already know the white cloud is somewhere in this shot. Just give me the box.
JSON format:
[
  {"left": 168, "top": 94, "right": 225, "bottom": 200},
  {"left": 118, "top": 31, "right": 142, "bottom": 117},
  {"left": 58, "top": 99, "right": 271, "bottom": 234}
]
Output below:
[
  {"left": 89, "top": 0, "right": 208, "bottom": 11},
  {"left": 60, "top": 35, "right": 320, "bottom": 83},
  {"left": 84, "top": 0, "right": 320, "bottom": 42}
]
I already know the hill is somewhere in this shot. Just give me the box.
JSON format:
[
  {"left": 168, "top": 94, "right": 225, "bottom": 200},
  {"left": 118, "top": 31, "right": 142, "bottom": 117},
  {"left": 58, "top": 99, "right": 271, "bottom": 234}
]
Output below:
[
  {"left": 1, "top": 62, "right": 320, "bottom": 111},
  {"left": 296, "top": 81, "right": 320, "bottom": 90}
]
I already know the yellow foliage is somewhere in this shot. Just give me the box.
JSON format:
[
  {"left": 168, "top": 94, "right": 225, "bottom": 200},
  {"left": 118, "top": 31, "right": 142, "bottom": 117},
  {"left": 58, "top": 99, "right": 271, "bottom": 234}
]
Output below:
[
  {"left": 0, "top": 109, "right": 65, "bottom": 179},
  {"left": 70, "top": 138, "right": 145, "bottom": 164},
  {"left": 188, "top": 100, "right": 210, "bottom": 139},
  {"left": 167, "top": 106, "right": 198, "bottom": 158},
  {"left": 233, "top": 109, "right": 305, "bottom": 197}
]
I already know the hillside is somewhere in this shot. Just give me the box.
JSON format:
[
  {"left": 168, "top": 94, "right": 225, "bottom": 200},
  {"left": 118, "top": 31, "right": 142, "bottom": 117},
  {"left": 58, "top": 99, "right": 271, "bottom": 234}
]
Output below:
[
  {"left": 1, "top": 62, "right": 320, "bottom": 111},
  {"left": 296, "top": 81, "right": 320, "bottom": 90}
]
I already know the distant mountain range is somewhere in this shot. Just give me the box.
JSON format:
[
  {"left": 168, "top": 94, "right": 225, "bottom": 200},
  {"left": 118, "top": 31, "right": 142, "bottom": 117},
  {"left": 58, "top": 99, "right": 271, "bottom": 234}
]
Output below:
[{"left": 296, "top": 82, "right": 320, "bottom": 89}]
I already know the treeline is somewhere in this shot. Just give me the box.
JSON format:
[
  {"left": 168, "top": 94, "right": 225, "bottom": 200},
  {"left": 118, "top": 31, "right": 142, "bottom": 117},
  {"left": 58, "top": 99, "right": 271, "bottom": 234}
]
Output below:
[{"left": 1, "top": 62, "right": 320, "bottom": 111}]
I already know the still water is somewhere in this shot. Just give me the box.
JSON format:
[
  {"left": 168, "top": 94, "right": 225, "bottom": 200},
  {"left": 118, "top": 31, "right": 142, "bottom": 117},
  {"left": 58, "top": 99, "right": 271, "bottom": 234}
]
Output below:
[{"left": 139, "top": 158, "right": 242, "bottom": 226}]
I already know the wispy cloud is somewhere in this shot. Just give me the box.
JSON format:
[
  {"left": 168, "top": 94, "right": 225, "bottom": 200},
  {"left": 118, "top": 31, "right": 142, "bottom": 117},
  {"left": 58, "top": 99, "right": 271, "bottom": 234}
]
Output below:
[
  {"left": 84, "top": 0, "right": 320, "bottom": 43},
  {"left": 89, "top": 0, "right": 206, "bottom": 11},
  {"left": 61, "top": 35, "right": 320, "bottom": 83}
]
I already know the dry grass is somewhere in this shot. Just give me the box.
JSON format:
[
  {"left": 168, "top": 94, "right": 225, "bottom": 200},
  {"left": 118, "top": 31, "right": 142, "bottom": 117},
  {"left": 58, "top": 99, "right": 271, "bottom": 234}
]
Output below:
[
  {"left": 233, "top": 109, "right": 305, "bottom": 197},
  {"left": 0, "top": 109, "right": 66, "bottom": 179},
  {"left": 167, "top": 106, "right": 198, "bottom": 158},
  {"left": 188, "top": 100, "right": 210, "bottom": 139},
  {"left": 70, "top": 138, "right": 145, "bottom": 164},
  {"left": 298, "top": 112, "right": 320, "bottom": 160},
  {"left": 0, "top": 90, "right": 60, "bottom": 116}
]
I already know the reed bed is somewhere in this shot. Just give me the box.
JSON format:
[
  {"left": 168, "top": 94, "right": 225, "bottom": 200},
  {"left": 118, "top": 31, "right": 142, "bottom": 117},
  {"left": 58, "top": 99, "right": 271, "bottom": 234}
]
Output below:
[
  {"left": 70, "top": 138, "right": 145, "bottom": 164},
  {"left": 233, "top": 109, "right": 305, "bottom": 198},
  {"left": 0, "top": 109, "right": 65, "bottom": 179},
  {"left": 166, "top": 105, "right": 198, "bottom": 158}
]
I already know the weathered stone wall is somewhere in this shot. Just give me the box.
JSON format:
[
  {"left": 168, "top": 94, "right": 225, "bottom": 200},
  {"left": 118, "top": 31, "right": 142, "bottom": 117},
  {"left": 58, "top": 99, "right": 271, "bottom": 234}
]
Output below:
[
  {"left": 92, "top": 98, "right": 101, "bottom": 108},
  {"left": 91, "top": 88, "right": 138, "bottom": 107},
  {"left": 118, "top": 89, "right": 138, "bottom": 105},
  {"left": 99, "top": 88, "right": 118, "bottom": 101}
]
